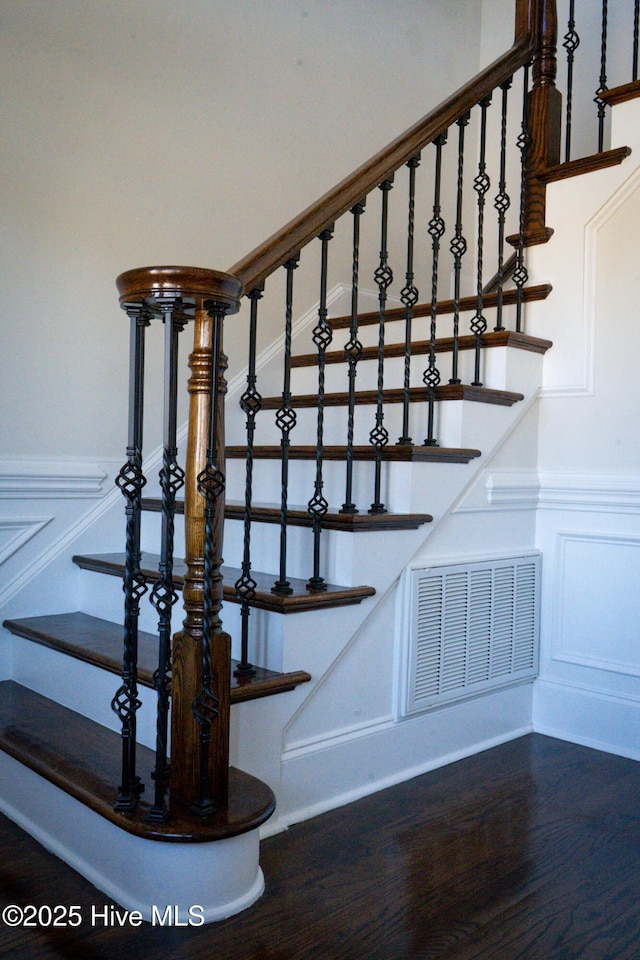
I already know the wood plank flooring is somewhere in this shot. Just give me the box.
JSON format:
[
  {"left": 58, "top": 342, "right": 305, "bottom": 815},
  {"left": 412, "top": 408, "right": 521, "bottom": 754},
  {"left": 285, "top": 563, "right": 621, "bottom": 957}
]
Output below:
[{"left": 1, "top": 734, "right": 639, "bottom": 959}]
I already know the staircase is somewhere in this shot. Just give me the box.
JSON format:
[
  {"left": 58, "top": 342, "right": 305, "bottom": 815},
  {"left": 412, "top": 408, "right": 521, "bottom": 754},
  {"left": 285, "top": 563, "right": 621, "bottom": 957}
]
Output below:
[{"left": 2, "top": 0, "right": 639, "bottom": 924}]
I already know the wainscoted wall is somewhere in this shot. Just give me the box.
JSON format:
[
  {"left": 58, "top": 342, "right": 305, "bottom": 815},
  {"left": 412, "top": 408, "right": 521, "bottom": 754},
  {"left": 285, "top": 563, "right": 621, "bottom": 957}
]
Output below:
[
  {"left": 0, "top": 457, "right": 121, "bottom": 628},
  {"left": 533, "top": 476, "right": 640, "bottom": 760}
]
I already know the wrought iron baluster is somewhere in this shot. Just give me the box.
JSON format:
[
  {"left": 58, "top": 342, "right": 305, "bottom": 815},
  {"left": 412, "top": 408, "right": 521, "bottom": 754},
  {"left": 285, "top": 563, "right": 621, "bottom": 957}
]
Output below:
[
  {"left": 272, "top": 255, "right": 300, "bottom": 594},
  {"left": 146, "top": 299, "right": 187, "bottom": 822},
  {"left": 494, "top": 79, "right": 512, "bottom": 333},
  {"left": 472, "top": 97, "right": 492, "bottom": 387},
  {"left": 563, "top": 0, "right": 580, "bottom": 163},
  {"left": 595, "top": 0, "right": 609, "bottom": 152},
  {"left": 113, "top": 301, "right": 150, "bottom": 811},
  {"left": 340, "top": 201, "right": 365, "bottom": 516},
  {"left": 192, "top": 302, "right": 227, "bottom": 816},
  {"left": 307, "top": 227, "right": 334, "bottom": 591},
  {"left": 423, "top": 133, "right": 447, "bottom": 447},
  {"left": 399, "top": 156, "right": 420, "bottom": 445},
  {"left": 369, "top": 177, "right": 394, "bottom": 515},
  {"left": 514, "top": 63, "right": 531, "bottom": 334},
  {"left": 450, "top": 114, "right": 469, "bottom": 385},
  {"left": 634, "top": 0, "right": 639, "bottom": 81},
  {"left": 234, "top": 286, "right": 264, "bottom": 678}
]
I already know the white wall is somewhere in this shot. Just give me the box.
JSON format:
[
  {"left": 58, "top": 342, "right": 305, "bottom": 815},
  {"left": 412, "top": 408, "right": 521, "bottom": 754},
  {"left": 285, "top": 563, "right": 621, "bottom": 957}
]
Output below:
[
  {"left": 527, "top": 99, "right": 640, "bottom": 759},
  {"left": 0, "top": 0, "right": 483, "bottom": 463}
]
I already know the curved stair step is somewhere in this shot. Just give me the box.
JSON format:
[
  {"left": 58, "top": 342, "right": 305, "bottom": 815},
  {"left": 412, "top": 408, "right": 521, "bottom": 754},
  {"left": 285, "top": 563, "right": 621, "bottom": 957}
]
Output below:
[
  {"left": 3, "top": 612, "right": 311, "bottom": 703},
  {"left": 0, "top": 679, "right": 274, "bottom": 843}
]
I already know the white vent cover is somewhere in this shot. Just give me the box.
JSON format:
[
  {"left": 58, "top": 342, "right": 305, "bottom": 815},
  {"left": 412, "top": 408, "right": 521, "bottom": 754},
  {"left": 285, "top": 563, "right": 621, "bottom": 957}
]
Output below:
[{"left": 401, "top": 555, "right": 540, "bottom": 716}]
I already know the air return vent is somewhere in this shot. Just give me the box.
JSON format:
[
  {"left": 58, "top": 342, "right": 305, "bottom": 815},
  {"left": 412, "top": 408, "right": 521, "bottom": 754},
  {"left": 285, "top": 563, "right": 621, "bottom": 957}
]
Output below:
[{"left": 401, "top": 555, "right": 539, "bottom": 717}]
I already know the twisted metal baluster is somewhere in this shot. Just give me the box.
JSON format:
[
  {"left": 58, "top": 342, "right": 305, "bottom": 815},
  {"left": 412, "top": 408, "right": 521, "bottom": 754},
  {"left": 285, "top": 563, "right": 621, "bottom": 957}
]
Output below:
[
  {"left": 494, "top": 79, "right": 512, "bottom": 333},
  {"left": 340, "top": 201, "right": 365, "bottom": 515},
  {"left": 595, "top": 0, "right": 609, "bottom": 152},
  {"left": 307, "top": 227, "right": 334, "bottom": 591},
  {"left": 450, "top": 114, "right": 469, "bottom": 385},
  {"left": 423, "top": 133, "right": 447, "bottom": 447},
  {"left": 514, "top": 64, "right": 531, "bottom": 334},
  {"left": 192, "top": 303, "right": 227, "bottom": 816},
  {"left": 369, "top": 177, "right": 394, "bottom": 515},
  {"left": 472, "top": 97, "right": 492, "bottom": 387},
  {"left": 399, "top": 156, "right": 420, "bottom": 445},
  {"left": 563, "top": 0, "right": 580, "bottom": 163},
  {"left": 234, "top": 287, "right": 264, "bottom": 678},
  {"left": 634, "top": 0, "right": 639, "bottom": 81},
  {"left": 147, "top": 299, "right": 187, "bottom": 822},
  {"left": 113, "top": 301, "right": 150, "bottom": 811},
  {"left": 272, "top": 255, "right": 300, "bottom": 594}
]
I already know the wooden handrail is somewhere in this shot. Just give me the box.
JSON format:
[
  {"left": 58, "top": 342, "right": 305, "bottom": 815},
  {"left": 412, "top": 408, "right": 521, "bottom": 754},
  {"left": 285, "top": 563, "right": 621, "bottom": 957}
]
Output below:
[{"left": 230, "top": 0, "right": 541, "bottom": 294}]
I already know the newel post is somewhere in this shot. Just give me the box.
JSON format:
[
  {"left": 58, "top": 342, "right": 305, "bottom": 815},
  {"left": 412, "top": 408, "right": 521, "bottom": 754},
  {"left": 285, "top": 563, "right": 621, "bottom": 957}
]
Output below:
[
  {"left": 115, "top": 265, "right": 242, "bottom": 817},
  {"left": 522, "top": 0, "right": 562, "bottom": 244}
]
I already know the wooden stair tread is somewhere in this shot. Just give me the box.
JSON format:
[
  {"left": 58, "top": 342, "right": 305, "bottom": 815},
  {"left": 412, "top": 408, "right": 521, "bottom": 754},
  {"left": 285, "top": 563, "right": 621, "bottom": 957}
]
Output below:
[
  {"left": 260, "top": 384, "right": 524, "bottom": 410},
  {"left": 0, "top": 679, "right": 275, "bottom": 842},
  {"left": 328, "top": 282, "right": 552, "bottom": 329},
  {"left": 72, "top": 553, "right": 376, "bottom": 613},
  {"left": 226, "top": 444, "right": 481, "bottom": 463},
  {"left": 3, "top": 612, "right": 311, "bottom": 703},
  {"left": 537, "top": 146, "right": 632, "bottom": 184},
  {"left": 141, "top": 498, "right": 433, "bottom": 531},
  {"left": 599, "top": 80, "right": 640, "bottom": 107},
  {"left": 291, "top": 330, "right": 553, "bottom": 368}
]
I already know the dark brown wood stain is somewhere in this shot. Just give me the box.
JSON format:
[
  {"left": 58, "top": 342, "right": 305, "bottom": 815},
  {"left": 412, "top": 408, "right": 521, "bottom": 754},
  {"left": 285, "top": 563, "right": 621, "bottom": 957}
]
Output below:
[{"left": 1, "top": 734, "right": 639, "bottom": 958}]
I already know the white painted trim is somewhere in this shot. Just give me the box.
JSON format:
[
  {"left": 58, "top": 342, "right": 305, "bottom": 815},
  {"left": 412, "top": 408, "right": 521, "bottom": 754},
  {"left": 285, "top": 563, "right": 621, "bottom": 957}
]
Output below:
[
  {"left": 0, "top": 517, "right": 52, "bottom": 565},
  {"left": 279, "top": 724, "right": 533, "bottom": 829},
  {"left": 0, "top": 458, "right": 108, "bottom": 499},
  {"left": 0, "top": 752, "right": 266, "bottom": 924},
  {"left": 478, "top": 471, "right": 640, "bottom": 515},
  {"left": 533, "top": 678, "right": 640, "bottom": 762},
  {"left": 551, "top": 529, "right": 640, "bottom": 676}
]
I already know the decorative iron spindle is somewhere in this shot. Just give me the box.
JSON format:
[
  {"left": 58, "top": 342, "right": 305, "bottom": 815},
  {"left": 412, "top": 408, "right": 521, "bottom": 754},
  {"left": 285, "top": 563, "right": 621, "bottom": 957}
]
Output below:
[
  {"left": 595, "top": 0, "right": 609, "bottom": 152},
  {"left": 340, "top": 201, "right": 365, "bottom": 515},
  {"left": 192, "top": 302, "right": 227, "bottom": 816},
  {"left": 563, "top": 0, "right": 580, "bottom": 163},
  {"left": 423, "top": 133, "right": 447, "bottom": 447},
  {"left": 146, "top": 299, "right": 187, "bottom": 822},
  {"left": 398, "top": 156, "right": 420, "bottom": 445},
  {"left": 369, "top": 177, "right": 394, "bottom": 515},
  {"left": 307, "top": 227, "right": 334, "bottom": 591},
  {"left": 514, "top": 64, "right": 531, "bottom": 334},
  {"left": 234, "top": 286, "right": 264, "bottom": 678},
  {"left": 471, "top": 97, "right": 492, "bottom": 387},
  {"left": 449, "top": 114, "right": 469, "bottom": 385},
  {"left": 113, "top": 301, "right": 150, "bottom": 811},
  {"left": 494, "top": 79, "right": 512, "bottom": 333},
  {"left": 272, "top": 256, "right": 300, "bottom": 594},
  {"left": 634, "top": 0, "right": 639, "bottom": 81}
]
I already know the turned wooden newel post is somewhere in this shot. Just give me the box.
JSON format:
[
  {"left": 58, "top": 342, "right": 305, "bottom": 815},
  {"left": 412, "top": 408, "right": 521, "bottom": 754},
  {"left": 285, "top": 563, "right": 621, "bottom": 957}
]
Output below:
[
  {"left": 116, "top": 265, "right": 242, "bottom": 817},
  {"left": 522, "top": 0, "right": 562, "bottom": 244}
]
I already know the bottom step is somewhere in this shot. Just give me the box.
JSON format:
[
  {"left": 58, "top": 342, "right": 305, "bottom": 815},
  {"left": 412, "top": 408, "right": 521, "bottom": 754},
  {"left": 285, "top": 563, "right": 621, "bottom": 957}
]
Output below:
[
  {"left": 0, "top": 680, "right": 276, "bottom": 922},
  {"left": 0, "top": 680, "right": 275, "bottom": 842}
]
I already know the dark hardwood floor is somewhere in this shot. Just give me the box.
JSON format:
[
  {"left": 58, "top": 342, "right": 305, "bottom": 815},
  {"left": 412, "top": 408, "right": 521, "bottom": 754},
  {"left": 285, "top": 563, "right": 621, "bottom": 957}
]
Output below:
[{"left": 1, "top": 734, "right": 639, "bottom": 959}]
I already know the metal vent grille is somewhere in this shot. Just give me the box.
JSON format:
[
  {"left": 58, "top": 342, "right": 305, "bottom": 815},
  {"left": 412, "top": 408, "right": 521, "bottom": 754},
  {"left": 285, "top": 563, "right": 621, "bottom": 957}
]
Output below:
[{"left": 402, "top": 555, "right": 539, "bottom": 716}]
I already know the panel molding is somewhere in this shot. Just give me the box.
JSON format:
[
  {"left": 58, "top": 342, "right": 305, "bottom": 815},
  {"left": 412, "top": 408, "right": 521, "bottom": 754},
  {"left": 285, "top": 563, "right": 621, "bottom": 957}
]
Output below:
[
  {"left": 0, "top": 458, "right": 108, "bottom": 499},
  {"left": 0, "top": 517, "right": 52, "bottom": 565},
  {"left": 551, "top": 531, "right": 640, "bottom": 677}
]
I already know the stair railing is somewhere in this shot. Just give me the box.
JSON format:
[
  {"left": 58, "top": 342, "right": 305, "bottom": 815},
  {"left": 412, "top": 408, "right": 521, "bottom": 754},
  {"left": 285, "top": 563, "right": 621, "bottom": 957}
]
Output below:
[{"left": 114, "top": 0, "right": 637, "bottom": 822}]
